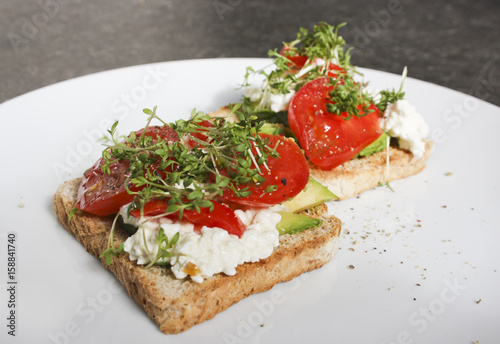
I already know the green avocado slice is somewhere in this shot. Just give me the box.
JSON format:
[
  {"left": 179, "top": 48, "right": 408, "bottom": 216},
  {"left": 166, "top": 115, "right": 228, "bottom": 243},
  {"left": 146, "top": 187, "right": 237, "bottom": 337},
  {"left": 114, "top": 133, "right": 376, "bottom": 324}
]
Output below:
[
  {"left": 276, "top": 211, "right": 323, "bottom": 235},
  {"left": 357, "top": 132, "right": 390, "bottom": 158},
  {"left": 282, "top": 177, "right": 336, "bottom": 213}
]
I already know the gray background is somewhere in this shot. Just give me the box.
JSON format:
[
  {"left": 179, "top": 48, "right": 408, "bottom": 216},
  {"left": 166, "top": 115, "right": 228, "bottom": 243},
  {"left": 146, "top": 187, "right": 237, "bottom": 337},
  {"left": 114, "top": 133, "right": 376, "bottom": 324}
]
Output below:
[{"left": 1, "top": 0, "right": 499, "bottom": 106}]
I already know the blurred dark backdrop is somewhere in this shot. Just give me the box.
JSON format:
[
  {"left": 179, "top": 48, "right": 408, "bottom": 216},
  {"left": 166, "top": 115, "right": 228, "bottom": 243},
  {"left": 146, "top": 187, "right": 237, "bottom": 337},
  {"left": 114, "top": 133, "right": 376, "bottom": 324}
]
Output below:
[{"left": 1, "top": 0, "right": 499, "bottom": 105}]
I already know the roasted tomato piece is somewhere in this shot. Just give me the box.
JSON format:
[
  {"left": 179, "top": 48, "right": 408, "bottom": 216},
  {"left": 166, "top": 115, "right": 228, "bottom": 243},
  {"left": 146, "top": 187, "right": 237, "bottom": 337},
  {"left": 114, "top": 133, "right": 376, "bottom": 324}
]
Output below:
[{"left": 75, "top": 125, "right": 179, "bottom": 216}]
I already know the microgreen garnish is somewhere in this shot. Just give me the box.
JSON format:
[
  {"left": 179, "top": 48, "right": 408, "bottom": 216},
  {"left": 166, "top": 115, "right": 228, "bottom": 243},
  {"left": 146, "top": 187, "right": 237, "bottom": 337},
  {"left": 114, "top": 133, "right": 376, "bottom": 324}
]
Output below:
[
  {"left": 325, "top": 73, "right": 374, "bottom": 120},
  {"left": 97, "top": 105, "right": 282, "bottom": 265},
  {"left": 267, "top": 21, "right": 356, "bottom": 93},
  {"left": 286, "top": 22, "right": 352, "bottom": 68},
  {"left": 378, "top": 134, "right": 394, "bottom": 192},
  {"left": 101, "top": 105, "right": 279, "bottom": 220},
  {"left": 100, "top": 213, "right": 125, "bottom": 265},
  {"left": 377, "top": 181, "right": 395, "bottom": 192},
  {"left": 242, "top": 22, "right": 358, "bottom": 113},
  {"left": 376, "top": 67, "right": 407, "bottom": 113},
  {"left": 68, "top": 207, "right": 78, "bottom": 223},
  {"left": 145, "top": 229, "right": 180, "bottom": 268},
  {"left": 241, "top": 22, "right": 408, "bottom": 122}
]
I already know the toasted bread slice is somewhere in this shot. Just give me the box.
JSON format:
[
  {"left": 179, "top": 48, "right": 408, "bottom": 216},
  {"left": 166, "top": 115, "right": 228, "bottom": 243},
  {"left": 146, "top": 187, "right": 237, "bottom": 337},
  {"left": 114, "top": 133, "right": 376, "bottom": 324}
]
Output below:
[
  {"left": 310, "top": 139, "right": 434, "bottom": 200},
  {"left": 53, "top": 178, "right": 342, "bottom": 334},
  {"left": 210, "top": 106, "right": 433, "bottom": 200}
]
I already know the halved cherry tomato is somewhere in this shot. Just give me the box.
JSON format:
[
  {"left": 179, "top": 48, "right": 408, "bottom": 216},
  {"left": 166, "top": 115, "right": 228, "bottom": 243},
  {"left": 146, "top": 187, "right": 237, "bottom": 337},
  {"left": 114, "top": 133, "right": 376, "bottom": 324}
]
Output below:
[
  {"left": 219, "top": 133, "right": 309, "bottom": 207},
  {"left": 288, "top": 77, "right": 382, "bottom": 170},
  {"left": 130, "top": 198, "right": 246, "bottom": 237},
  {"left": 75, "top": 125, "right": 179, "bottom": 216}
]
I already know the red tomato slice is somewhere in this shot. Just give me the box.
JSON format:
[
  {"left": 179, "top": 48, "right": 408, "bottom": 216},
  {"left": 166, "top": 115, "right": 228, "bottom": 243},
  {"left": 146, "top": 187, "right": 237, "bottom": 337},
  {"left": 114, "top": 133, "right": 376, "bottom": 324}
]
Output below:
[
  {"left": 130, "top": 199, "right": 246, "bottom": 237},
  {"left": 75, "top": 158, "right": 135, "bottom": 217},
  {"left": 184, "top": 120, "right": 215, "bottom": 149},
  {"left": 138, "top": 125, "right": 179, "bottom": 144},
  {"left": 288, "top": 77, "right": 382, "bottom": 170},
  {"left": 323, "top": 63, "right": 344, "bottom": 78},
  {"left": 75, "top": 125, "right": 179, "bottom": 216},
  {"left": 219, "top": 133, "right": 309, "bottom": 207},
  {"left": 280, "top": 46, "right": 308, "bottom": 69},
  {"left": 279, "top": 47, "right": 344, "bottom": 78}
]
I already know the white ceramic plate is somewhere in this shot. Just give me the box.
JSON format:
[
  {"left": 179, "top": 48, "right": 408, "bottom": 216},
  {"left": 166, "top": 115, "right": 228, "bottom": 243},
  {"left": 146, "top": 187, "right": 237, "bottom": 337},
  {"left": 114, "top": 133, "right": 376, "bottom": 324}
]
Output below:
[{"left": 1, "top": 58, "right": 499, "bottom": 344}]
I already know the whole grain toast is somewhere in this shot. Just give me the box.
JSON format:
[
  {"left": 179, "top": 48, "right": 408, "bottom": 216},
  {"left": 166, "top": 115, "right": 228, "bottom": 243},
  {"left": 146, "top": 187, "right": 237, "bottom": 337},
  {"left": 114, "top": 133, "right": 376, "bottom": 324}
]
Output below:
[
  {"left": 53, "top": 178, "right": 342, "bottom": 334},
  {"left": 210, "top": 106, "right": 434, "bottom": 200},
  {"left": 310, "top": 139, "right": 434, "bottom": 200}
]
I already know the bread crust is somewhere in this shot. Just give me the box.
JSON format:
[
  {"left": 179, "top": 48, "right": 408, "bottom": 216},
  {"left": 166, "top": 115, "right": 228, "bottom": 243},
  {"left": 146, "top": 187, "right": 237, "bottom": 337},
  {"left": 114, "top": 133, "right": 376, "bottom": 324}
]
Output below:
[{"left": 53, "top": 178, "right": 342, "bottom": 334}]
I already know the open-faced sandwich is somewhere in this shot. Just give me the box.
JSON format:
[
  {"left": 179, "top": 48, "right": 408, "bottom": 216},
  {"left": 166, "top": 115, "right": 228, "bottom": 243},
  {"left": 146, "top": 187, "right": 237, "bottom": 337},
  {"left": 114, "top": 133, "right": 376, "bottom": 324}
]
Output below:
[
  {"left": 53, "top": 106, "right": 341, "bottom": 334},
  {"left": 53, "top": 21, "right": 433, "bottom": 335},
  {"left": 212, "top": 22, "right": 433, "bottom": 199}
]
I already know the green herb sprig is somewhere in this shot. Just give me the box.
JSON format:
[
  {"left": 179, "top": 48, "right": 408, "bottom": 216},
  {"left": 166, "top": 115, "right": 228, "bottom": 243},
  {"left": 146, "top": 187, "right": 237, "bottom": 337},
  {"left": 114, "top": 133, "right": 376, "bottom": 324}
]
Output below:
[
  {"left": 100, "top": 213, "right": 125, "bottom": 265},
  {"left": 376, "top": 67, "right": 408, "bottom": 113},
  {"left": 145, "top": 229, "right": 180, "bottom": 268},
  {"left": 101, "top": 105, "right": 279, "bottom": 220},
  {"left": 241, "top": 22, "right": 408, "bottom": 122},
  {"left": 325, "top": 73, "right": 374, "bottom": 120},
  {"left": 242, "top": 22, "right": 357, "bottom": 113}
]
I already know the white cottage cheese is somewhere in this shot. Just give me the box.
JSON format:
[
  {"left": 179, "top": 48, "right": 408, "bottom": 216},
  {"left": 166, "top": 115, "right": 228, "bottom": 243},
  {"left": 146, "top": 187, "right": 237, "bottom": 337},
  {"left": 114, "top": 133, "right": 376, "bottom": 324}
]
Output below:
[
  {"left": 244, "top": 84, "right": 295, "bottom": 112},
  {"left": 380, "top": 100, "right": 429, "bottom": 158},
  {"left": 121, "top": 206, "right": 281, "bottom": 283}
]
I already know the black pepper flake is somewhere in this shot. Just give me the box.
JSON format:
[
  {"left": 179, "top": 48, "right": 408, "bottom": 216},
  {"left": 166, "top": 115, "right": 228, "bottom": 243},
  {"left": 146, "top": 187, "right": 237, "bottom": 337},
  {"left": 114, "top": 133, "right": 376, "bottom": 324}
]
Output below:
[{"left": 281, "top": 178, "right": 287, "bottom": 186}]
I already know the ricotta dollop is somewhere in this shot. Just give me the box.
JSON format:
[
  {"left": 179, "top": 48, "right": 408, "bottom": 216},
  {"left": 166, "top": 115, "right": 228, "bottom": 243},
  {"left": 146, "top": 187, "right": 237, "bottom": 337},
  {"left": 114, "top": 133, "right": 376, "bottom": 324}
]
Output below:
[
  {"left": 380, "top": 100, "right": 429, "bottom": 158},
  {"left": 121, "top": 206, "right": 281, "bottom": 283}
]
